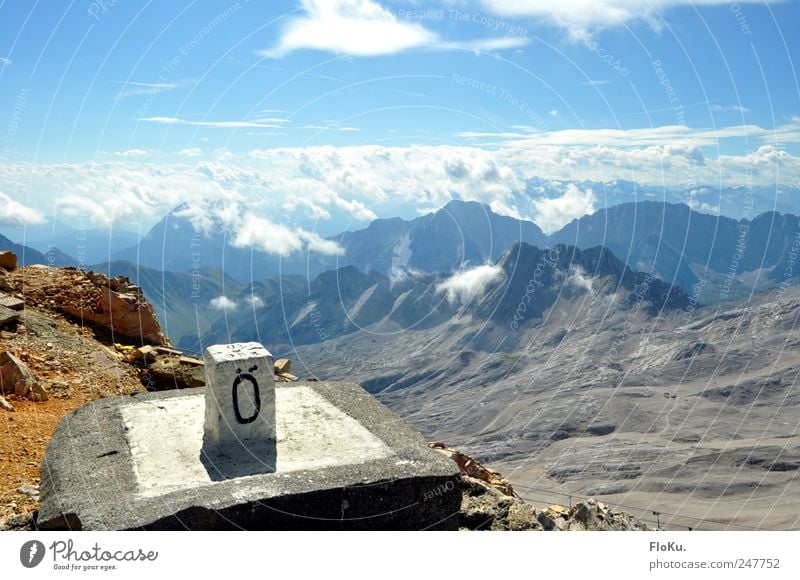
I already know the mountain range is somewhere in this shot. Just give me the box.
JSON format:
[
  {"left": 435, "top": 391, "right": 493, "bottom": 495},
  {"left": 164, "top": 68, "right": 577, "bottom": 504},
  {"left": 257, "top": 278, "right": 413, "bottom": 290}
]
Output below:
[
  {"left": 4, "top": 192, "right": 800, "bottom": 529},
  {"left": 5, "top": 195, "right": 800, "bottom": 349},
  {"left": 109, "top": 198, "right": 800, "bottom": 304},
  {"left": 181, "top": 241, "right": 689, "bottom": 352},
  {"left": 288, "top": 271, "right": 800, "bottom": 530},
  {"left": 1, "top": 220, "right": 140, "bottom": 266}
]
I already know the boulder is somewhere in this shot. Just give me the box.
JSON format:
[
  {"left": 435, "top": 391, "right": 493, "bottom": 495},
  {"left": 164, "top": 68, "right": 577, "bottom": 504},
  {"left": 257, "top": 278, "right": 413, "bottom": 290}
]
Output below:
[
  {"left": 436, "top": 441, "right": 652, "bottom": 531},
  {"left": 29, "top": 381, "right": 49, "bottom": 402},
  {"left": 128, "top": 345, "right": 156, "bottom": 362},
  {"left": 429, "top": 442, "right": 516, "bottom": 496},
  {"left": 274, "top": 358, "right": 292, "bottom": 374},
  {"left": 459, "top": 476, "right": 544, "bottom": 531},
  {"left": 60, "top": 284, "right": 168, "bottom": 346},
  {"left": 0, "top": 351, "right": 34, "bottom": 393},
  {"left": 144, "top": 356, "right": 206, "bottom": 391},
  {"left": 0, "top": 304, "right": 20, "bottom": 328},
  {"left": 0, "top": 294, "right": 24, "bottom": 311},
  {"left": 0, "top": 351, "right": 48, "bottom": 401},
  {"left": 0, "top": 251, "right": 17, "bottom": 271}
]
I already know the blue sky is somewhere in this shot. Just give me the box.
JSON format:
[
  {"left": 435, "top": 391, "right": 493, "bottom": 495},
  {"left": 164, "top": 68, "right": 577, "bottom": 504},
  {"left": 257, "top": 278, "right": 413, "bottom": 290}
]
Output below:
[{"left": 1, "top": 0, "right": 799, "bottom": 240}]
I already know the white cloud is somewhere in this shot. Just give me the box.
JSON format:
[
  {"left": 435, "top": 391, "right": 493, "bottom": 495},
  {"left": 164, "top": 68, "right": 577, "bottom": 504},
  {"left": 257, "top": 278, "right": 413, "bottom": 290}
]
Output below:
[
  {"left": 533, "top": 183, "right": 596, "bottom": 234},
  {"left": 300, "top": 231, "right": 345, "bottom": 255},
  {"left": 115, "top": 80, "right": 186, "bottom": 99},
  {"left": 548, "top": 109, "right": 559, "bottom": 117},
  {"left": 230, "top": 213, "right": 344, "bottom": 257},
  {"left": 262, "top": 0, "right": 529, "bottom": 57},
  {"left": 711, "top": 104, "right": 751, "bottom": 113},
  {"left": 437, "top": 36, "right": 530, "bottom": 52},
  {"left": 389, "top": 265, "right": 423, "bottom": 288},
  {"left": 244, "top": 294, "right": 265, "bottom": 309},
  {"left": 0, "top": 57, "right": 10, "bottom": 66},
  {"left": 566, "top": 265, "right": 594, "bottom": 293},
  {"left": 0, "top": 193, "right": 45, "bottom": 226},
  {"left": 112, "top": 148, "right": 150, "bottom": 158},
  {"left": 687, "top": 199, "right": 720, "bottom": 214},
  {"left": 210, "top": 296, "right": 237, "bottom": 311},
  {"left": 459, "top": 119, "right": 800, "bottom": 152},
  {"left": 300, "top": 124, "right": 361, "bottom": 132},
  {"left": 139, "top": 117, "right": 284, "bottom": 129},
  {"left": 436, "top": 264, "right": 504, "bottom": 304},
  {"left": 143, "top": 117, "right": 180, "bottom": 124},
  {"left": 179, "top": 148, "right": 203, "bottom": 157},
  {"left": 214, "top": 148, "right": 234, "bottom": 160},
  {"left": 283, "top": 198, "right": 332, "bottom": 221},
  {"left": 0, "top": 162, "right": 236, "bottom": 230},
  {"left": 252, "top": 117, "right": 290, "bottom": 124},
  {"left": 3, "top": 137, "right": 800, "bottom": 237},
  {"left": 246, "top": 145, "right": 520, "bottom": 220},
  {"left": 480, "top": 0, "right": 780, "bottom": 35},
  {"left": 263, "top": 0, "right": 436, "bottom": 57}
]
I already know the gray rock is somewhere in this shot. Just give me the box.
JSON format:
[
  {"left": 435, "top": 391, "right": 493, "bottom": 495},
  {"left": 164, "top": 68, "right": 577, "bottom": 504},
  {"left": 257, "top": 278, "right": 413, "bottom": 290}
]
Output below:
[
  {"left": 29, "top": 381, "right": 48, "bottom": 402},
  {"left": 0, "top": 351, "right": 33, "bottom": 394},
  {"left": 0, "top": 304, "right": 20, "bottom": 327},
  {"left": 16, "top": 485, "right": 40, "bottom": 499},
  {"left": 0, "top": 351, "right": 47, "bottom": 401},
  {"left": 0, "top": 294, "right": 24, "bottom": 311}
]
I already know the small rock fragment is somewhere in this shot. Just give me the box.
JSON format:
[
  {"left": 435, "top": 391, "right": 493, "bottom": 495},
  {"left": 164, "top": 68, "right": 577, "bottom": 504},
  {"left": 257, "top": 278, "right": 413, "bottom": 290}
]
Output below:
[
  {"left": 16, "top": 485, "right": 40, "bottom": 499},
  {"left": 0, "top": 394, "right": 14, "bottom": 412},
  {"left": 274, "top": 358, "right": 292, "bottom": 374}
]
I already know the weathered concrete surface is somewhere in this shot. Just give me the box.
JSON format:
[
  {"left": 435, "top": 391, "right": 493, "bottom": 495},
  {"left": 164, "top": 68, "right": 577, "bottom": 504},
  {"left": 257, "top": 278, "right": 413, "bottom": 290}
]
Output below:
[
  {"left": 125, "top": 386, "right": 395, "bottom": 491},
  {"left": 38, "top": 382, "right": 461, "bottom": 530}
]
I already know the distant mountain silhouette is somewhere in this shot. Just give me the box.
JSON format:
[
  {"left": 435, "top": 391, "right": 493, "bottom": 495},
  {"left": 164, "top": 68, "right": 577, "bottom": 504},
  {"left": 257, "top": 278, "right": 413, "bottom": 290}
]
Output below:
[
  {"left": 551, "top": 201, "right": 800, "bottom": 296},
  {"left": 2, "top": 219, "right": 139, "bottom": 266},
  {"left": 0, "top": 233, "right": 77, "bottom": 267},
  {"left": 114, "top": 200, "right": 547, "bottom": 282},
  {"left": 115, "top": 199, "right": 800, "bottom": 305}
]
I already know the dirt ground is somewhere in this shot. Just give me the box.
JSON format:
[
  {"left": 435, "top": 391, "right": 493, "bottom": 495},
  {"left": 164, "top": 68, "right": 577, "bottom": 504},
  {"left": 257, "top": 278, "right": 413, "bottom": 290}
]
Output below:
[{"left": 1, "top": 266, "right": 145, "bottom": 527}]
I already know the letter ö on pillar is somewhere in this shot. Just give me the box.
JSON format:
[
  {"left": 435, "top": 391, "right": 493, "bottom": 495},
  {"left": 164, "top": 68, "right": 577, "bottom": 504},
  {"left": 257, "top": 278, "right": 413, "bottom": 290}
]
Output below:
[{"left": 203, "top": 343, "right": 276, "bottom": 453}]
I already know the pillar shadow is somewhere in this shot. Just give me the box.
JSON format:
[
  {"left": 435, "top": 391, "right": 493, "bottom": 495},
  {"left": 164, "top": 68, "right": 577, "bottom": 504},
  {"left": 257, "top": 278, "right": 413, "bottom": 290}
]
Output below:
[{"left": 200, "top": 439, "right": 278, "bottom": 481}]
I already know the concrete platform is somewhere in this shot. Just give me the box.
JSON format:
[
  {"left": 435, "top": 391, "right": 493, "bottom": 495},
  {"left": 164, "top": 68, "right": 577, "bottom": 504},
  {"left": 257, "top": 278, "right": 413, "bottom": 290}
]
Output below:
[{"left": 37, "top": 382, "right": 462, "bottom": 530}]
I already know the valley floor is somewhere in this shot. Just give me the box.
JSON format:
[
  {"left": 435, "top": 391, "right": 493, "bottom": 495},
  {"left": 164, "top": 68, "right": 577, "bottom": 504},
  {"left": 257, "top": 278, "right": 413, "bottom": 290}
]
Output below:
[{"left": 292, "top": 284, "right": 800, "bottom": 531}]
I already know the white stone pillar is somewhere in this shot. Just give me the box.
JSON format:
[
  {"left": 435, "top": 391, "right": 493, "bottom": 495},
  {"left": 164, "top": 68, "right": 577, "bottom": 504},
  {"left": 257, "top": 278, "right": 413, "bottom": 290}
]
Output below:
[{"left": 202, "top": 343, "right": 276, "bottom": 458}]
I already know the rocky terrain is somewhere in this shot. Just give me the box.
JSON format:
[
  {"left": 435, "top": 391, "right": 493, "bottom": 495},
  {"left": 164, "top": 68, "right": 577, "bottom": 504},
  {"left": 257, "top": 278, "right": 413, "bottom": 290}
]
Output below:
[
  {"left": 0, "top": 253, "right": 648, "bottom": 531},
  {"left": 432, "top": 443, "right": 649, "bottom": 531},
  {"left": 0, "top": 260, "right": 150, "bottom": 526},
  {"left": 26, "top": 208, "right": 796, "bottom": 530},
  {"left": 289, "top": 277, "right": 800, "bottom": 530}
]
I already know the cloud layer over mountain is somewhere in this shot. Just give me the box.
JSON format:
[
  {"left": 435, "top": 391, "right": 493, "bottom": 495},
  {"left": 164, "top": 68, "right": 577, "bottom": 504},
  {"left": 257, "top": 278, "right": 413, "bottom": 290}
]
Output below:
[
  {"left": 2, "top": 137, "right": 798, "bottom": 241},
  {"left": 437, "top": 263, "right": 504, "bottom": 304}
]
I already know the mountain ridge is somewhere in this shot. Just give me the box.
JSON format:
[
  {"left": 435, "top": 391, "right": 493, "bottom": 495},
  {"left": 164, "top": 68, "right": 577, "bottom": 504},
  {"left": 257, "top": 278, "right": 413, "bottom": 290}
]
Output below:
[{"left": 110, "top": 198, "right": 800, "bottom": 306}]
